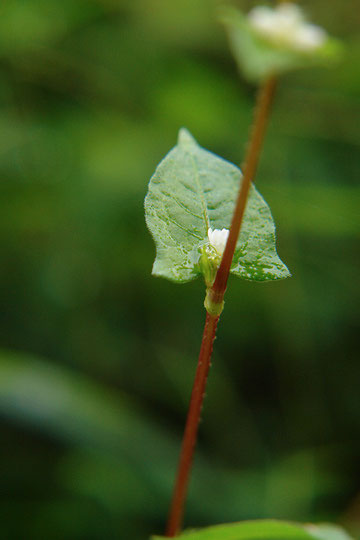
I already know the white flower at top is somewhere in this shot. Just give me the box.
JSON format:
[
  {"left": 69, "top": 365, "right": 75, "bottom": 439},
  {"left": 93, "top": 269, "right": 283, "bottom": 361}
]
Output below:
[
  {"left": 207, "top": 228, "right": 229, "bottom": 256},
  {"left": 248, "top": 3, "right": 327, "bottom": 52}
]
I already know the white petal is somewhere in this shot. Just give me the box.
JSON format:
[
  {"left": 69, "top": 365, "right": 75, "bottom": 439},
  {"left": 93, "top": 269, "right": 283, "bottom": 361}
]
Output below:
[
  {"left": 247, "top": 3, "right": 327, "bottom": 52},
  {"left": 248, "top": 7, "right": 277, "bottom": 35},
  {"left": 276, "top": 3, "right": 304, "bottom": 26},
  {"left": 294, "top": 24, "right": 327, "bottom": 51},
  {"left": 207, "top": 228, "right": 229, "bottom": 256}
]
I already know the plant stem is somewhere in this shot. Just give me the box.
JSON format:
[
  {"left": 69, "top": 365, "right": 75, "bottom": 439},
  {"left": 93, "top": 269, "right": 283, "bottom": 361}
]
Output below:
[
  {"left": 165, "top": 74, "right": 277, "bottom": 537},
  {"left": 211, "top": 75, "right": 277, "bottom": 303},
  {"left": 165, "top": 312, "right": 219, "bottom": 537}
]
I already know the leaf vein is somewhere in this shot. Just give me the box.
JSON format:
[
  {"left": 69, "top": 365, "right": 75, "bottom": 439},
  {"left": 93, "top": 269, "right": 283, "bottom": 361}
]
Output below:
[
  {"left": 189, "top": 154, "right": 210, "bottom": 233},
  {"left": 171, "top": 195, "right": 204, "bottom": 220},
  {"left": 167, "top": 216, "right": 203, "bottom": 240}
]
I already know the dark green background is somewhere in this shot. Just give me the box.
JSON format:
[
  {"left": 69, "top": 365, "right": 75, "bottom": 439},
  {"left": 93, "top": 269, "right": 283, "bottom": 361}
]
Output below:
[{"left": 0, "top": 1, "right": 359, "bottom": 539}]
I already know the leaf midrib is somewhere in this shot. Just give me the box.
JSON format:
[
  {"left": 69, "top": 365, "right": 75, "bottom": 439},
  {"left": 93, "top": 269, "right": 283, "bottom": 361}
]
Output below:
[{"left": 190, "top": 152, "right": 210, "bottom": 233}]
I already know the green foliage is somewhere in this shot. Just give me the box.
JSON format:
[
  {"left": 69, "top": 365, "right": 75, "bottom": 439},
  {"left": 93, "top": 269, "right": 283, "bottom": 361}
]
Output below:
[
  {"left": 221, "top": 7, "right": 342, "bottom": 82},
  {"left": 145, "top": 129, "right": 290, "bottom": 283},
  {"left": 152, "top": 519, "right": 353, "bottom": 540}
]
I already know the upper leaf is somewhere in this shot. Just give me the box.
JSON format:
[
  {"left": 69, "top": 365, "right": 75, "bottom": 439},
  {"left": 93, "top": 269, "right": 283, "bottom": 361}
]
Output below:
[
  {"left": 152, "top": 519, "right": 354, "bottom": 540},
  {"left": 220, "top": 7, "right": 343, "bottom": 83},
  {"left": 145, "top": 129, "right": 290, "bottom": 283}
]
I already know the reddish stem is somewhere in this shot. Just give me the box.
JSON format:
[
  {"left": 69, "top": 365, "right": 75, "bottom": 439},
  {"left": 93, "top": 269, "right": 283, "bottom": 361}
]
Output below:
[
  {"left": 165, "top": 75, "right": 277, "bottom": 537},
  {"left": 165, "top": 312, "right": 219, "bottom": 537},
  {"left": 211, "top": 75, "right": 277, "bottom": 302}
]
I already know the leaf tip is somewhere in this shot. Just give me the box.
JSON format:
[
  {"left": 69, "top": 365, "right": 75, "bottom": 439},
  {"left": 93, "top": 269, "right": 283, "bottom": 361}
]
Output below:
[{"left": 177, "top": 127, "right": 198, "bottom": 148}]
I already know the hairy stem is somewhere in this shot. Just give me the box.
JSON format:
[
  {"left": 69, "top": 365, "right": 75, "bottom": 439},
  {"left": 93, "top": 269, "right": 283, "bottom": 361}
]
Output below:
[
  {"left": 166, "top": 312, "right": 219, "bottom": 537},
  {"left": 165, "top": 75, "right": 277, "bottom": 537}
]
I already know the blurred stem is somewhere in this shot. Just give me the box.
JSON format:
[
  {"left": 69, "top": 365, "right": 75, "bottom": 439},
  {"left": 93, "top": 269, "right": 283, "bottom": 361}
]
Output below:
[{"left": 165, "top": 75, "right": 277, "bottom": 537}]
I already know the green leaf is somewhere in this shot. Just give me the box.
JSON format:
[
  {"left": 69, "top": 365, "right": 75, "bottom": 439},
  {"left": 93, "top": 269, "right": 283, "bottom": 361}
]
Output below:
[
  {"left": 304, "top": 524, "right": 354, "bottom": 540},
  {"left": 152, "top": 519, "right": 354, "bottom": 540},
  {"left": 220, "top": 8, "right": 343, "bottom": 83},
  {"left": 152, "top": 519, "right": 314, "bottom": 540},
  {"left": 145, "top": 128, "right": 290, "bottom": 283}
]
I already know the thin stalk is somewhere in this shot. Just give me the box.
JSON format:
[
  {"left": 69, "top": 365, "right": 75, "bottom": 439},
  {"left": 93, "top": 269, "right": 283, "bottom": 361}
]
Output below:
[
  {"left": 166, "top": 312, "right": 219, "bottom": 537},
  {"left": 211, "top": 75, "right": 277, "bottom": 303},
  {"left": 165, "top": 74, "right": 277, "bottom": 537}
]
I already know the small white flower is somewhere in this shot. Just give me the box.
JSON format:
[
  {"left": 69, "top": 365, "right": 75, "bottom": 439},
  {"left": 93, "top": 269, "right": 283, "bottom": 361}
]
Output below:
[
  {"left": 207, "top": 228, "right": 229, "bottom": 256},
  {"left": 248, "top": 3, "right": 327, "bottom": 52}
]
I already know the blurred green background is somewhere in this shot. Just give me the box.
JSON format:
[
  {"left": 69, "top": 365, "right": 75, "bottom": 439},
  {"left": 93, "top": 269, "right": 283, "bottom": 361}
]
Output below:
[{"left": 0, "top": 1, "right": 359, "bottom": 539}]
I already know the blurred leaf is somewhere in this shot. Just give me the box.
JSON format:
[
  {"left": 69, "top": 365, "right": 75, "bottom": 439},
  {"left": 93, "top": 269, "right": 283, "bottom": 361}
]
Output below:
[
  {"left": 304, "top": 524, "right": 354, "bottom": 540},
  {"left": 221, "top": 7, "right": 342, "bottom": 82},
  {"left": 0, "top": 349, "right": 174, "bottom": 460},
  {"left": 152, "top": 520, "right": 354, "bottom": 539},
  {"left": 145, "top": 128, "right": 290, "bottom": 283},
  {"left": 1, "top": 349, "right": 347, "bottom": 527},
  {"left": 152, "top": 519, "right": 334, "bottom": 539}
]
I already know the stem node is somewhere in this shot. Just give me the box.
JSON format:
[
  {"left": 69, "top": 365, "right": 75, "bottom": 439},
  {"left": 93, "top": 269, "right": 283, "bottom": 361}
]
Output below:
[{"left": 204, "top": 288, "right": 224, "bottom": 317}]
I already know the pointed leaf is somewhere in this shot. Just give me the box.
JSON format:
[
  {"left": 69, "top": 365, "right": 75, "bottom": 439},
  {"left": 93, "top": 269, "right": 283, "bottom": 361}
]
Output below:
[{"left": 145, "top": 129, "right": 290, "bottom": 283}]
